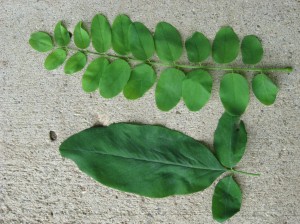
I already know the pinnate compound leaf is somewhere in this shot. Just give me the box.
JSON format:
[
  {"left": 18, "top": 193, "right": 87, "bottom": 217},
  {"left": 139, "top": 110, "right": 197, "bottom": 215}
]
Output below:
[
  {"left": 220, "top": 73, "right": 249, "bottom": 116},
  {"left": 54, "top": 21, "right": 71, "bottom": 47},
  {"left": 99, "top": 59, "right": 131, "bottom": 98},
  {"left": 212, "top": 175, "right": 242, "bottom": 223},
  {"left": 241, "top": 35, "right": 263, "bottom": 64},
  {"left": 74, "top": 22, "right": 90, "bottom": 49},
  {"left": 91, "top": 14, "right": 111, "bottom": 53},
  {"left": 128, "top": 22, "right": 155, "bottom": 60},
  {"left": 82, "top": 57, "right": 109, "bottom": 92},
  {"left": 44, "top": 48, "right": 67, "bottom": 70},
  {"left": 155, "top": 68, "right": 185, "bottom": 111},
  {"left": 185, "top": 32, "right": 211, "bottom": 62},
  {"left": 123, "top": 64, "right": 156, "bottom": 100},
  {"left": 64, "top": 51, "right": 87, "bottom": 74},
  {"left": 29, "top": 32, "right": 53, "bottom": 52},
  {"left": 252, "top": 73, "right": 278, "bottom": 105},
  {"left": 212, "top": 26, "right": 239, "bottom": 64},
  {"left": 182, "top": 69, "right": 213, "bottom": 111},
  {"left": 214, "top": 112, "right": 247, "bottom": 168},
  {"left": 59, "top": 123, "right": 226, "bottom": 198},
  {"left": 154, "top": 22, "right": 183, "bottom": 63}
]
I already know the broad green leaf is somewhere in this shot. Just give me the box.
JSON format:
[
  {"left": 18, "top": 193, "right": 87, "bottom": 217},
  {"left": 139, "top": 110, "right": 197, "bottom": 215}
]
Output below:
[
  {"left": 220, "top": 73, "right": 249, "bottom": 116},
  {"left": 44, "top": 48, "right": 67, "bottom": 70},
  {"left": 82, "top": 57, "right": 109, "bottom": 92},
  {"left": 212, "top": 176, "right": 242, "bottom": 223},
  {"left": 59, "top": 123, "right": 226, "bottom": 198},
  {"left": 154, "top": 22, "right": 183, "bottom": 63},
  {"left": 252, "top": 73, "right": 278, "bottom": 105},
  {"left": 128, "top": 22, "right": 155, "bottom": 60},
  {"left": 91, "top": 14, "right": 111, "bottom": 53},
  {"left": 212, "top": 26, "right": 239, "bottom": 64},
  {"left": 182, "top": 69, "right": 213, "bottom": 111},
  {"left": 185, "top": 32, "right": 211, "bottom": 62},
  {"left": 111, "top": 14, "right": 132, "bottom": 55},
  {"left": 64, "top": 51, "right": 87, "bottom": 74},
  {"left": 123, "top": 64, "right": 156, "bottom": 100},
  {"left": 74, "top": 22, "right": 90, "bottom": 49},
  {"left": 241, "top": 35, "right": 263, "bottom": 64},
  {"left": 155, "top": 68, "right": 185, "bottom": 111},
  {"left": 214, "top": 113, "right": 247, "bottom": 168},
  {"left": 54, "top": 21, "right": 71, "bottom": 47},
  {"left": 99, "top": 59, "right": 131, "bottom": 98},
  {"left": 29, "top": 32, "right": 53, "bottom": 52}
]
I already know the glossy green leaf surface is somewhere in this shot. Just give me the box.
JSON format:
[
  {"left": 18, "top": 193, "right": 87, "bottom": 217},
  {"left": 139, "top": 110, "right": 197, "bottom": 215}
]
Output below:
[
  {"left": 54, "top": 21, "right": 71, "bottom": 47},
  {"left": 212, "top": 27, "right": 239, "bottom": 64},
  {"left": 74, "top": 22, "right": 90, "bottom": 49},
  {"left": 82, "top": 57, "right": 109, "bottom": 92},
  {"left": 185, "top": 32, "right": 211, "bottom": 62},
  {"left": 155, "top": 68, "right": 185, "bottom": 111},
  {"left": 123, "top": 64, "right": 156, "bottom": 100},
  {"left": 182, "top": 69, "right": 213, "bottom": 111},
  {"left": 154, "top": 22, "right": 183, "bottom": 63},
  {"left": 59, "top": 123, "right": 226, "bottom": 198},
  {"left": 220, "top": 73, "right": 249, "bottom": 116},
  {"left": 212, "top": 176, "right": 242, "bottom": 223},
  {"left": 214, "top": 113, "right": 247, "bottom": 168},
  {"left": 44, "top": 48, "right": 67, "bottom": 70},
  {"left": 252, "top": 73, "right": 278, "bottom": 105},
  {"left": 91, "top": 14, "right": 111, "bottom": 53},
  {"left": 128, "top": 22, "right": 155, "bottom": 60},
  {"left": 99, "top": 59, "right": 131, "bottom": 98},
  {"left": 241, "top": 35, "right": 263, "bottom": 64},
  {"left": 64, "top": 51, "right": 87, "bottom": 74},
  {"left": 29, "top": 32, "right": 53, "bottom": 52}
]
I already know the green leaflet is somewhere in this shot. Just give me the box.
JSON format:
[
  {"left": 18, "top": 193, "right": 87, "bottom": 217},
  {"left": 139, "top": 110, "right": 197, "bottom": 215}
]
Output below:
[
  {"left": 185, "top": 32, "right": 211, "bottom": 62},
  {"left": 99, "top": 59, "right": 131, "bottom": 98},
  {"left": 252, "top": 73, "right": 278, "bottom": 105},
  {"left": 64, "top": 51, "right": 87, "bottom": 74},
  {"left": 29, "top": 31, "right": 53, "bottom": 52},
  {"left": 212, "top": 176, "right": 242, "bottom": 223},
  {"left": 111, "top": 14, "right": 132, "bottom": 55},
  {"left": 241, "top": 35, "right": 263, "bottom": 64},
  {"left": 212, "top": 26, "right": 239, "bottom": 64},
  {"left": 154, "top": 22, "right": 183, "bottom": 63},
  {"left": 91, "top": 14, "right": 111, "bottom": 53},
  {"left": 182, "top": 69, "right": 213, "bottom": 111},
  {"left": 128, "top": 22, "right": 155, "bottom": 60},
  {"left": 44, "top": 48, "right": 67, "bottom": 70},
  {"left": 82, "top": 57, "right": 109, "bottom": 93},
  {"left": 54, "top": 21, "right": 71, "bottom": 47},
  {"left": 74, "top": 22, "right": 90, "bottom": 49},
  {"left": 123, "top": 64, "right": 156, "bottom": 100},
  {"left": 155, "top": 68, "right": 185, "bottom": 111},
  {"left": 214, "top": 112, "right": 247, "bottom": 168},
  {"left": 59, "top": 123, "right": 226, "bottom": 198},
  {"left": 220, "top": 73, "right": 249, "bottom": 116}
]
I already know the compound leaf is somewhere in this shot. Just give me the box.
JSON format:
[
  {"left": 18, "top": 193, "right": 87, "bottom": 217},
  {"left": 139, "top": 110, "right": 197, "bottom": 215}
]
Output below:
[
  {"left": 64, "top": 51, "right": 87, "bottom": 74},
  {"left": 185, "top": 32, "right": 211, "bottom": 62},
  {"left": 241, "top": 35, "right": 263, "bottom": 64},
  {"left": 91, "top": 14, "right": 111, "bottom": 53},
  {"left": 44, "top": 48, "right": 67, "bottom": 70},
  {"left": 74, "top": 22, "right": 90, "bottom": 49},
  {"left": 54, "top": 21, "right": 71, "bottom": 47},
  {"left": 29, "top": 31, "right": 53, "bottom": 52}
]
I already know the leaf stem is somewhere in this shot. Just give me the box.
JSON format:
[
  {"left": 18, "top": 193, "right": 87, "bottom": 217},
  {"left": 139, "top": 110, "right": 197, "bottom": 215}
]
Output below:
[{"left": 230, "top": 168, "right": 261, "bottom": 177}]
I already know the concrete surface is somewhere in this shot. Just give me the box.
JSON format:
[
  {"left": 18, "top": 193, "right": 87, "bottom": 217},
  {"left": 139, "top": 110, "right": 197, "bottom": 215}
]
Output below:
[{"left": 1, "top": 0, "right": 300, "bottom": 223}]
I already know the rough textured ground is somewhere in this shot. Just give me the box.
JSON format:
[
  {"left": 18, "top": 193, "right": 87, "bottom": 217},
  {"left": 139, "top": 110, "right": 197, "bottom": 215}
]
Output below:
[{"left": 1, "top": 0, "right": 300, "bottom": 223}]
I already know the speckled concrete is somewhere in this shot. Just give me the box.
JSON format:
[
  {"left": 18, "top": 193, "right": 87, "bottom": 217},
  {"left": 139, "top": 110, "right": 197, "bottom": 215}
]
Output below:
[{"left": 1, "top": 0, "right": 300, "bottom": 223}]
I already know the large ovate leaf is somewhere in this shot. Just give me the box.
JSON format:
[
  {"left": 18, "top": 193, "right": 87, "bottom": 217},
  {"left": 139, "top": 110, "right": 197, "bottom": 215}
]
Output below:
[
  {"left": 252, "top": 73, "right": 278, "bottom": 105},
  {"left": 91, "top": 14, "right": 111, "bottom": 53},
  {"left": 29, "top": 32, "right": 53, "bottom": 52},
  {"left": 54, "top": 21, "right": 71, "bottom": 47},
  {"left": 64, "top": 51, "right": 87, "bottom": 74},
  {"left": 99, "top": 59, "right": 131, "bottom": 98},
  {"left": 214, "top": 113, "right": 247, "bottom": 168},
  {"left": 241, "top": 35, "right": 263, "bottom": 64},
  {"left": 123, "top": 64, "right": 156, "bottom": 100},
  {"left": 128, "top": 22, "right": 155, "bottom": 60},
  {"left": 59, "top": 123, "right": 226, "bottom": 198},
  {"left": 82, "top": 57, "right": 109, "bottom": 92},
  {"left": 220, "top": 73, "right": 249, "bottom": 116},
  {"left": 185, "top": 32, "right": 211, "bottom": 62},
  {"left": 44, "top": 48, "right": 67, "bottom": 70},
  {"left": 74, "top": 22, "right": 90, "bottom": 49},
  {"left": 182, "top": 69, "right": 213, "bottom": 111},
  {"left": 155, "top": 68, "right": 185, "bottom": 111},
  {"left": 212, "top": 27, "right": 239, "bottom": 64},
  {"left": 212, "top": 175, "right": 242, "bottom": 223},
  {"left": 154, "top": 22, "right": 183, "bottom": 63}
]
